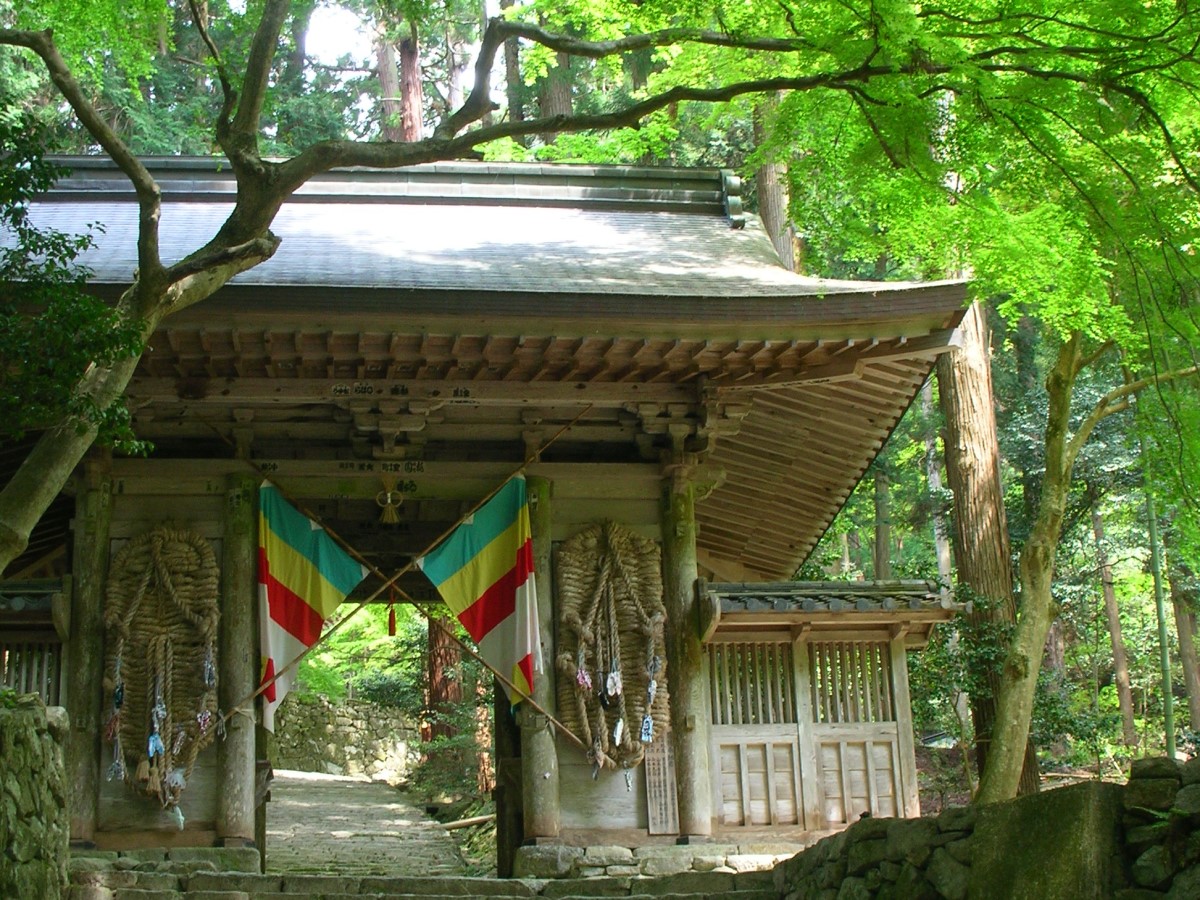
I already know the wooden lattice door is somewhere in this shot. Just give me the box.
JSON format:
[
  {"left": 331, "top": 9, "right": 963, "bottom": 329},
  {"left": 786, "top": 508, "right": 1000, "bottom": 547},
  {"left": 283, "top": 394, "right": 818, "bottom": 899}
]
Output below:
[
  {"left": 708, "top": 639, "right": 808, "bottom": 828},
  {"left": 807, "top": 639, "right": 911, "bottom": 825}
]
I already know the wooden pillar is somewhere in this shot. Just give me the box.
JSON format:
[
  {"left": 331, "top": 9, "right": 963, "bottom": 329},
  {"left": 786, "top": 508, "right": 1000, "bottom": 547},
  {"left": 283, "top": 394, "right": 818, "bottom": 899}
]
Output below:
[
  {"left": 66, "top": 461, "right": 111, "bottom": 845},
  {"left": 889, "top": 631, "right": 921, "bottom": 817},
  {"left": 521, "top": 475, "right": 560, "bottom": 839},
  {"left": 217, "top": 474, "right": 257, "bottom": 845},
  {"left": 494, "top": 688, "right": 522, "bottom": 877},
  {"left": 791, "top": 635, "right": 826, "bottom": 830},
  {"left": 661, "top": 467, "right": 713, "bottom": 839}
]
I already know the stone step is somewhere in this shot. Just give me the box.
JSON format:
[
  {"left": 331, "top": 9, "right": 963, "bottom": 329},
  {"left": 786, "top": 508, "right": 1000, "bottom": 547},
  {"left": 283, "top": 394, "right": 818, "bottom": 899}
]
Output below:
[
  {"left": 71, "top": 886, "right": 778, "bottom": 900},
  {"left": 71, "top": 865, "right": 778, "bottom": 899}
]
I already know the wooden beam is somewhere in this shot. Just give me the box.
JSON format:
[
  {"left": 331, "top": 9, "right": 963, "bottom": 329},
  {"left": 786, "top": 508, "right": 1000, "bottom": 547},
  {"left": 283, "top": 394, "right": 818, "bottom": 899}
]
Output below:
[
  {"left": 889, "top": 637, "right": 921, "bottom": 817},
  {"left": 108, "top": 460, "right": 662, "bottom": 501},
  {"left": 126, "top": 376, "right": 697, "bottom": 408},
  {"left": 710, "top": 329, "right": 957, "bottom": 393}
]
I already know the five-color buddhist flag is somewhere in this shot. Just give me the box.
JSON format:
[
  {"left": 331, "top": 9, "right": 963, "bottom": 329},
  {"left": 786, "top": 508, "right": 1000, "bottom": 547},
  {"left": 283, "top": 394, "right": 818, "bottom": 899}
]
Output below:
[
  {"left": 417, "top": 476, "right": 541, "bottom": 703},
  {"left": 258, "top": 482, "right": 368, "bottom": 731}
]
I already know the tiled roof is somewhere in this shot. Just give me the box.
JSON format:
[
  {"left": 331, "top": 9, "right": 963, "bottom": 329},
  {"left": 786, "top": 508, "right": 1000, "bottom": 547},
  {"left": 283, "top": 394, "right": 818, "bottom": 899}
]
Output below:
[
  {"left": 710, "top": 580, "right": 957, "bottom": 615},
  {"left": 30, "top": 158, "right": 958, "bottom": 301},
  {"left": 703, "top": 580, "right": 961, "bottom": 647}
]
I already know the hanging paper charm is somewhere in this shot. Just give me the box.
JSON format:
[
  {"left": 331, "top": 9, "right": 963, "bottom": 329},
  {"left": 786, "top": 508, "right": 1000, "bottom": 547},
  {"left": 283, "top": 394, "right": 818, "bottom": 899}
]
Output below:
[{"left": 640, "top": 713, "right": 654, "bottom": 744}]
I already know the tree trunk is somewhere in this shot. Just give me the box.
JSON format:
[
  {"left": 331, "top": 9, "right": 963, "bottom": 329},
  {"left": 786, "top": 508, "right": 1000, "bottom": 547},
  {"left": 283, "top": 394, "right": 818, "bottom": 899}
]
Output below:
[
  {"left": 847, "top": 530, "right": 864, "bottom": 576},
  {"left": 921, "top": 382, "right": 954, "bottom": 594},
  {"left": 1165, "top": 540, "right": 1200, "bottom": 731},
  {"left": 1044, "top": 621, "right": 1066, "bottom": 682},
  {"left": 1011, "top": 315, "right": 1042, "bottom": 528},
  {"left": 1146, "top": 490, "right": 1176, "bottom": 757},
  {"left": 399, "top": 25, "right": 422, "bottom": 142},
  {"left": 275, "top": 2, "right": 313, "bottom": 145},
  {"left": 538, "top": 51, "right": 572, "bottom": 142},
  {"left": 922, "top": 381, "right": 972, "bottom": 751},
  {"left": 0, "top": 325, "right": 152, "bottom": 569},
  {"left": 499, "top": 0, "right": 524, "bottom": 129},
  {"left": 753, "top": 96, "right": 795, "bottom": 271},
  {"left": 1093, "top": 506, "right": 1138, "bottom": 745},
  {"left": 937, "top": 300, "right": 1040, "bottom": 797},
  {"left": 375, "top": 30, "right": 404, "bottom": 143},
  {"left": 427, "top": 614, "right": 463, "bottom": 742},
  {"left": 474, "top": 676, "right": 495, "bottom": 793},
  {"left": 975, "top": 333, "right": 1081, "bottom": 803},
  {"left": 874, "top": 468, "right": 892, "bottom": 580},
  {"left": 1174, "top": 594, "right": 1200, "bottom": 732}
]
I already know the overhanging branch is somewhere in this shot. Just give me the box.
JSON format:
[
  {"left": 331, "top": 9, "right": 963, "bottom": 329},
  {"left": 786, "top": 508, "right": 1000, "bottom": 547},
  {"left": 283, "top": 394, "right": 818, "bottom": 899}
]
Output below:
[
  {"left": 225, "top": 0, "right": 289, "bottom": 162},
  {"left": 1066, "top": 364, "right": 1200, "bottom": 465},
  {"left": 162, "top": 234, "right": 282, "bottom": 314},
  {"left": 187, "top": 0, "right": 237, "bottom": 140}
]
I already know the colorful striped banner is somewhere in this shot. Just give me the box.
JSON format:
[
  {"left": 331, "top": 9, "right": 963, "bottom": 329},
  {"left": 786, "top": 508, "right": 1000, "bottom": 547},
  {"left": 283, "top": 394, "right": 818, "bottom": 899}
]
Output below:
[
  {"left": 258, "top": 482, "right": 368, "bottom": 731},
  {"left": 417, "top": 476, "right": 542, "bottom": 703}
]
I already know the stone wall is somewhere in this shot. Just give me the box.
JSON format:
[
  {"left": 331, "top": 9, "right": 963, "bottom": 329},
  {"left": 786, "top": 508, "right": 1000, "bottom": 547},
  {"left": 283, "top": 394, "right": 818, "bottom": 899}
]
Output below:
[
  {"left": 265, "top": 694, "right": 419, "bottom": 782},
  {"left": 1121, "top": 756, "right": 1200, "bottom": 896},
  {"left": 775, "top": 759, "right": 1200, "bottom": 900},
  {"left": 0, "top": 694, "right": 69, "bottom": 899}
]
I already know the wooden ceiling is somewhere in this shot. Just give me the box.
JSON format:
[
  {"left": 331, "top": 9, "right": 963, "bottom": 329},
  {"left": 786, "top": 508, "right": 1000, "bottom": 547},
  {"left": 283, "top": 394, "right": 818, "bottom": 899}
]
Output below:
[{"left": 126, "top": 318, "right": 962, "bottom": 580}]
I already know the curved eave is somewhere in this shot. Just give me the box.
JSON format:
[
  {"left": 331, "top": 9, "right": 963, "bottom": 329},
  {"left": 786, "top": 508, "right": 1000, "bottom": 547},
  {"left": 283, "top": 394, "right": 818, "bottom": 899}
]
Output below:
[{"left": 696, "top": 354, "right": 956, "bottom": 581}]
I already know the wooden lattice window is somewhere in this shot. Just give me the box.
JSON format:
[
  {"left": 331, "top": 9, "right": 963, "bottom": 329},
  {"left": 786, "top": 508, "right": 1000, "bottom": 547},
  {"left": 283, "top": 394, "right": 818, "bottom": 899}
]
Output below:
[
  {"left": 1, "top": 638, "right": 62, "bottom": 705},
  {"left": 808, "top": 640, "right": 894, "bottom": 723},
  {"left": 708, "top": 640, "right": 798, "bottom": 726}
]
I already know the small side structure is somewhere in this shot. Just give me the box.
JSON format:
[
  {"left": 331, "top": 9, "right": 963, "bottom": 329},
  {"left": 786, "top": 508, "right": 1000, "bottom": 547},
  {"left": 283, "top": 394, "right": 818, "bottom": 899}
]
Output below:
[
  {"left": 701, "top": 581, "right": 952, "bottom": 833},
  {"left": 2, "top": 158, "right": 968, "bottom": 866}
]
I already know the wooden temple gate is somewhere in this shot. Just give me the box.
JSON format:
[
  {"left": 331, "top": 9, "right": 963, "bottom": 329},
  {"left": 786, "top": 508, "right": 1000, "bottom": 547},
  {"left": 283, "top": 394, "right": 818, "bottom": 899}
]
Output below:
[{"left": 6, "top": 157, "right": 967, "bottom": 859}]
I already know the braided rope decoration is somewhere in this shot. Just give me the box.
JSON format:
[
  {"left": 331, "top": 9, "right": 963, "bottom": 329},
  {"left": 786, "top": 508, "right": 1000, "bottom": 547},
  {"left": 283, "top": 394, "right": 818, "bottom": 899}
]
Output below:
[
  {"left": 556, "top": 521, "right": 669, "bottom": 771},
  {"left": 103, "top": 524, "right": 220, "bottom": 809}
]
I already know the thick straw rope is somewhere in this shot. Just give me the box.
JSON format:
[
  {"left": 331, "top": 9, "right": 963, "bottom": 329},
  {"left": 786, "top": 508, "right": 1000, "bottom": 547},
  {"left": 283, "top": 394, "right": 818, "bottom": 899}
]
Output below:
[
  {"left": 555, "top": 521, "right": 669, "bottom": 771},
  {"left": 104, "top": 525, "right": 220, "bottom": 808}
]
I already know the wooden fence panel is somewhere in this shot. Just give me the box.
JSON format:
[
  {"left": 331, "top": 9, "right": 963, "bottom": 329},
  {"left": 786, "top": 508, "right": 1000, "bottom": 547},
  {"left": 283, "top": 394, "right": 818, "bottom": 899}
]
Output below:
[{"left": 1, "top": 638, "right": 63, "bottom": 705}]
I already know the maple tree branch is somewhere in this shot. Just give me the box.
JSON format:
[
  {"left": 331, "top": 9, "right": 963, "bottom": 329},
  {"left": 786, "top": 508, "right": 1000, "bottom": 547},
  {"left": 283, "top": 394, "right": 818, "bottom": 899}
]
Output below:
[
  {"left": 1066, "top": 364, "right": 1200, "bottom": 465},
  {"left": 164, "top": 235, "right": 281, "bottom": 287},
  {"left": 498, "top": 20, "right": 818, "bottom": 56},
  {"left": 187, "top": 0, "right": 237, "bottom": 140},
  {"left": 227, "top": 0, "right": 289, "bottom": 158},
  {"left": 1077, "top": 341, "right": 1116, "bottom": 374}
]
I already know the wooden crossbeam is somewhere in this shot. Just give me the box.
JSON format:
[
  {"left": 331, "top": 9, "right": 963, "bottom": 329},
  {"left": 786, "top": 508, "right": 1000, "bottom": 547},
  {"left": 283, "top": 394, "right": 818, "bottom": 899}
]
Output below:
[{"left": 126, "top": 376, "right": 697, "bottom": 408}]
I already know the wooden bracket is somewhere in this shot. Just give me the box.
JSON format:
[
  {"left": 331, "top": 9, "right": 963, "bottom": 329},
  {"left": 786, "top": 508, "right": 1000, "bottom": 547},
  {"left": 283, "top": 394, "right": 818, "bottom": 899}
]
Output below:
[{"left": 696, "top": 577, "right": 720, "bottom": 643}]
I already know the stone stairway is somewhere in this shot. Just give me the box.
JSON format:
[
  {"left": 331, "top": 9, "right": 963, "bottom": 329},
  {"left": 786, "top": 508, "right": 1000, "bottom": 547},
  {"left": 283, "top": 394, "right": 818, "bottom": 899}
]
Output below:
[
  {"left": 67, "top": 769, "right": 783, "bottom": 898},
  {"left": 263, "top": 770, "right": 468, "bottom": 877},
  {"left": 68, "top": 851, "right": 780, "bottom": 899}
]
